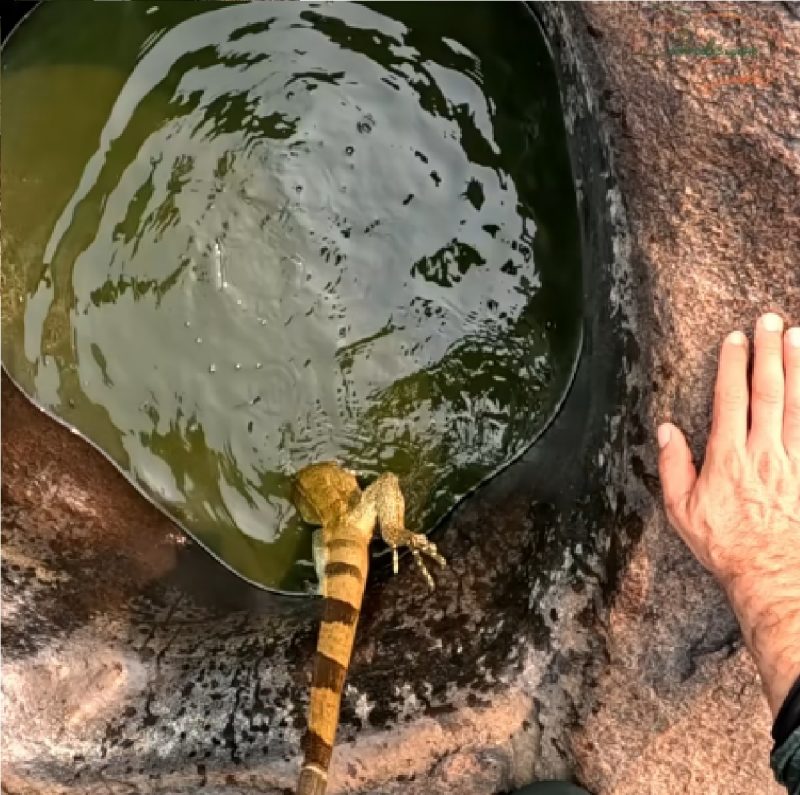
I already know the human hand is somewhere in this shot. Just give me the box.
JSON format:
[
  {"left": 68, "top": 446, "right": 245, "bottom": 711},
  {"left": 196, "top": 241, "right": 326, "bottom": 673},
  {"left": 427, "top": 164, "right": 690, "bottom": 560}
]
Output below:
[{"left": 657, "top": 313, "right": 800, "bottom": 715}]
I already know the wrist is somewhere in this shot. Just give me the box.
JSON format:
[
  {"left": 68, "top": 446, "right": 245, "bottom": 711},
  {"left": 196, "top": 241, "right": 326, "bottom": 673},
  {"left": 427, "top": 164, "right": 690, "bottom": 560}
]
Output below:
[{"left": 724, "top": 568, "right": 800, "bottom": 715}]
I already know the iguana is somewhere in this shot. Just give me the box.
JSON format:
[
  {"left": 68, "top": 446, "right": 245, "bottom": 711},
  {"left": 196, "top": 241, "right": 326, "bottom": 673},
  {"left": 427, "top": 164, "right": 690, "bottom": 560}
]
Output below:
[{"left": 292, "top": 461, "right": 446, "bottom": 795}]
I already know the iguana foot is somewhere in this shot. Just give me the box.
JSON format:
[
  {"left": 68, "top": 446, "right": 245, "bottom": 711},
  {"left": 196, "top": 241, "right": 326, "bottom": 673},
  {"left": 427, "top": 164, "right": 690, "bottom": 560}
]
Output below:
[{"left": 388, "top": 531, "right": 446, "bottom": 590}]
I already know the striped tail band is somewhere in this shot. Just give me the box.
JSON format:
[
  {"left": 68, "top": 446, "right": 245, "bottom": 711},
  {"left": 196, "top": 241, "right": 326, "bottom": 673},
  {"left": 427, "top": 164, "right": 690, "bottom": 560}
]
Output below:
[{"left": 297, "top": 535, "right": 367, "bottom": 795}]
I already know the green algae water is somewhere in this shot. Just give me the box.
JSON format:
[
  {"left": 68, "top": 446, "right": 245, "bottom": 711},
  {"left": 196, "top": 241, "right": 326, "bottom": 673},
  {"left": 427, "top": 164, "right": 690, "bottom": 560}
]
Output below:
[{"left": 1, "top": 1, "right": 582, "bottom": 593}]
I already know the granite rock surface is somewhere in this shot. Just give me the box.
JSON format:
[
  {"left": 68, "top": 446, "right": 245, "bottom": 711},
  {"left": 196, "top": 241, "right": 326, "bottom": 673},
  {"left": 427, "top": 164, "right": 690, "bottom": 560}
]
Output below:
[
  {"left": 565, "top": 3, "right": 799, "bottom": 794},
  {"left": 3, "top": 3, "right": 800, "bottom": 795}
]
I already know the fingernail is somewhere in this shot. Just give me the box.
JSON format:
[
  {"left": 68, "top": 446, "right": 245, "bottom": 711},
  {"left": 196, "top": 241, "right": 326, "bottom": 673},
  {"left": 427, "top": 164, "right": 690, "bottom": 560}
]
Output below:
[
  {"left": 788, "top": 327, "right": 800, "bottom": 348},
  {"left": 726, "top": 330, "right": 746, "bottom": 346},
  {"left": 657, "top": 423, "right": 671, "bottom": 448},
  {"left": 761, "top": 312, "right": 784, "bottom": 332}
]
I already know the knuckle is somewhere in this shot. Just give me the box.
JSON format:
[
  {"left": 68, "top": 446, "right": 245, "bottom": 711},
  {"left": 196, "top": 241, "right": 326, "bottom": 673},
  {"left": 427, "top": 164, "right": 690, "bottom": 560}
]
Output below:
[
  {"left": 716, "top": 386, "right": 748, "bottom": 410},
  {"left": 663, "top": 490, "right": 692, "bottom": 529},
  {"left": 705, "top": 538, "right": 730, "bottom": 574},
  {"left": 663, "top": 495, "right": 681, "bottom": 517},
  {"left": 663, "top": 474, "right": 705, "bottom": 528},
  {"left": 710, "top": 446, "right": 744, "bottom": 480},
  {"left": 752, "top": 384, "right": 783, "bottom": 406},
  {"left": 785, "top": 400, "right": 800, "bottom": 425},
  {"left": 748, "top": 445, "right": 788, "bottom": 486},
  {"left": 756, "top": 450, "right": 775, "bottom": 483},
  {"left": 775, "top": 475, "right": 793, "bottom": 498}
]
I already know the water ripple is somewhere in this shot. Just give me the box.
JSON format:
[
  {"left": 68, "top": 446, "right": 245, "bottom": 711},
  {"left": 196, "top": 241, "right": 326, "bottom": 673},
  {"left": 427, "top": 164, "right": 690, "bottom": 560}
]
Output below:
[{"left": 2, "top": 1, "right": 582, "bottom": 592}]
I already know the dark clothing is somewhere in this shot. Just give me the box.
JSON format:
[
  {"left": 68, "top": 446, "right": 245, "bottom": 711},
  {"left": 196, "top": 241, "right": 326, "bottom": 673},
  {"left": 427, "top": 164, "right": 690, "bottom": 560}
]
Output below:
[
  {"left": 773, "top": 727, "right": 800, "bottom": 794},
  {"left": 773, "top": 675, "right": 800, "bottom": 795}
]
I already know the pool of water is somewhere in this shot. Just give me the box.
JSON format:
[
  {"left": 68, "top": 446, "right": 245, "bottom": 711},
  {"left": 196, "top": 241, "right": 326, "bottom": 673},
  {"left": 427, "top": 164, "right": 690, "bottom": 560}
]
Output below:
[{"left": 1, "top": 1, "right": 582, "bottom": 593}]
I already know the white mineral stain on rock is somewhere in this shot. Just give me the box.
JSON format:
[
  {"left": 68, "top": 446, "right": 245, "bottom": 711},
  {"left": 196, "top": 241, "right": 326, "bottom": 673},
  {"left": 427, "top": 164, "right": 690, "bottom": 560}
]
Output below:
[{"left": 2, "top": 638, "right": 148, "bottom": 762}]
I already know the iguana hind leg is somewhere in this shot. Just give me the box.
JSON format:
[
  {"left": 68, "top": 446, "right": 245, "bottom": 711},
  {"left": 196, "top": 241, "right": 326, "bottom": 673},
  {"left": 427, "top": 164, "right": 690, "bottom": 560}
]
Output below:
[{"left": 363, "top": 472, "right": 446, "bottom": 589}]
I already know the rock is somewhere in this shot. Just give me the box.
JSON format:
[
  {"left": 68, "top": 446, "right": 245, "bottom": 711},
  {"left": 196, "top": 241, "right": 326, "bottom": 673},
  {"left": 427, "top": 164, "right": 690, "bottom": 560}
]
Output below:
[
  {"left": 3, "top": 2, "right": 799, "bottom": 794},
  {"left": 556, "top": 3, "right": 799, "bottom": 794}
]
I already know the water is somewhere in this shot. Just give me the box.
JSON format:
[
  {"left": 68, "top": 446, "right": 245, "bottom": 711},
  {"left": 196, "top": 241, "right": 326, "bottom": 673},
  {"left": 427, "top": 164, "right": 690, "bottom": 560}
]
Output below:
[{"left": 1, "top": 1, "right": 582, "bottom": 593}]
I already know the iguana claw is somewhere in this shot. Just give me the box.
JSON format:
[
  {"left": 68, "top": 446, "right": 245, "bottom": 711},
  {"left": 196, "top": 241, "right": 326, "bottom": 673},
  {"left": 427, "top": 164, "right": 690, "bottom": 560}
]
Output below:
[{"left": 389, "top": 531, "right": 446, "bottom": 589}]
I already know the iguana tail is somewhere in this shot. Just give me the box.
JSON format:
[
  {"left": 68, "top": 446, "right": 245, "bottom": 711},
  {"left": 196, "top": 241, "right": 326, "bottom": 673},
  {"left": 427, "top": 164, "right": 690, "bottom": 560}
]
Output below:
[{"left": 297, "top": 528, "right": 370, "bottom": 795}]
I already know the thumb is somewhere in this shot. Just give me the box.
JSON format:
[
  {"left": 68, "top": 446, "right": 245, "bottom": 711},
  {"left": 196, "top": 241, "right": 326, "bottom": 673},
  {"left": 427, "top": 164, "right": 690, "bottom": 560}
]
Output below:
[{"left": 657, "top": 422, "right": 697, "bottom": 533}]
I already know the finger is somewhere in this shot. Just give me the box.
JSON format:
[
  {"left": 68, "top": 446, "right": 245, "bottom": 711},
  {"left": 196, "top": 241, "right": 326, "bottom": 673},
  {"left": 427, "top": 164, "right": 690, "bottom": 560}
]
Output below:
[
  {"left": 749, "top": 313, "right": 785, "bottom": 448},
  {"left": 784, "top": 326, "right": 800, "bottom": 456},
  {"left": 709, "top": 330, "right": 749, "bottom": 452},
  {"left": 657, "top": 422, "right": 697, "bottom": 533}
]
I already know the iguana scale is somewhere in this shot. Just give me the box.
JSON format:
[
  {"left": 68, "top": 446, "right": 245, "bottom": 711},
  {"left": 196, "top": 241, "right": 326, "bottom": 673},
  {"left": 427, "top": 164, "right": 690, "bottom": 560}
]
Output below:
[{"left": 292, "top": 461, "right": 445, "bottom": 795}]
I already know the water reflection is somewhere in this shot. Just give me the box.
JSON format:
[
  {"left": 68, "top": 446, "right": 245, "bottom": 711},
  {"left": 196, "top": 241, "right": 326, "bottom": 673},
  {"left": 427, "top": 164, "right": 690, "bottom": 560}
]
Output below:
[{"left": 2, "top": 1, "right": 581, "bottom": 592}]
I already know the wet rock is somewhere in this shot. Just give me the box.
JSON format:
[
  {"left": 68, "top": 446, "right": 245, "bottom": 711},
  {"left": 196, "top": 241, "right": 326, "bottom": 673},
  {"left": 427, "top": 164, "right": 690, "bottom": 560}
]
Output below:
[
  {"left": 554, "top": 2, "right": 800, "bottom": 794},
  {"left": 3, "top": 3, "right": 798, "bottom": 795}
]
